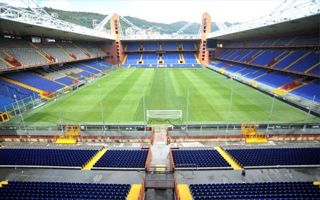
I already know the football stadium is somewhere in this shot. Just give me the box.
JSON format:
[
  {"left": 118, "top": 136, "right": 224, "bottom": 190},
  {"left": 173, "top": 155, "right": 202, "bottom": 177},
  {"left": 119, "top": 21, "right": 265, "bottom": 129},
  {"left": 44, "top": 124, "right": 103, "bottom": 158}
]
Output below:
[{"left": 0, "top": 0, "right": 319, "bottom": 199}]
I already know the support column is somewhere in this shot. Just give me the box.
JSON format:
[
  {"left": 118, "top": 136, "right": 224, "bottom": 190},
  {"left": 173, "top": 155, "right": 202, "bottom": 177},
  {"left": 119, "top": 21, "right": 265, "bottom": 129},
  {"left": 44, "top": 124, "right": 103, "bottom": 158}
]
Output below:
[
  {"left": 198, "top": 12, "right": 212, "bottom": 65},
  {"left": 103, "top": 14, "right": 124, "bottom": 66}
]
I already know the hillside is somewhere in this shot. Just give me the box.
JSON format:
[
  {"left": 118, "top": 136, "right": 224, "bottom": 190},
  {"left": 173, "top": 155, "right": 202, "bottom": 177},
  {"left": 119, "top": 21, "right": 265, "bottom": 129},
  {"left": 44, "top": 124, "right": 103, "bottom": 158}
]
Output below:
[{"left": 44, "top": 7, "right": 234, "bottom": 34}]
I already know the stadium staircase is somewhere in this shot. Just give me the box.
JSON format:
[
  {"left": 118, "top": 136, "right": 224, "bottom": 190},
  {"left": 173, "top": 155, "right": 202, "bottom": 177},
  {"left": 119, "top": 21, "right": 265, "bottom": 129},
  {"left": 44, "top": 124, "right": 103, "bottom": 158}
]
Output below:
[
  {"left": 194, "top": 53, "right": 200, "bottom": 64},
  {"left": 82, "top": 64, "right": 104, "bottom": 74},
  {"left": 145, "top": 126, "right": 174, "bottom": 199},
  {"left": 0, "top": 77, "right": 50, "bottom": 100},
  {"left": 0, "top": 52, "right": 15, "bottom": 68},
  {"left": 176, "top": 184, "right": 193, "bottom": 200},
  {"left": 241, "top": 124, "right": 268, "bottom": 143},
  {"left": 268, "top": 50, "right": 290, "bottom": 67},
  {"left": 56, "top": 44, "right": 77, "bottom": 60},
  {"left": 73, "top": 44, "right": 91, "bottom": 58},
  {"left": 270, "top": 51, "right": 294, "bottom": 68},
  {"left": 158, "top": 55, "right": 164, "bottom": 65},
  {"left": 139, "top": 54, "right": 144, "bottom": 65},
  {"left": 33, "top": 72, "right": 68, "bottom": 87},
  {"left": 55, "top": 125, "right": 81, "bottom": 144},
  {"left": 29, "top": 43, "right": 56, "bottom": 63},
  {"left": 179, "top": 53, "right": 185, "bottom": 64},
  {"left": 287, "top": 36, "right": 297, "bottom": 46},
  {"left": 304, "top": 61, "right": 320, "bottom": 74},
  {"left": 283, "top": 51, "right": 312, "bottom": 70},
  {"left": 252, "top": 71, "right": 268, "bottom": 80},
  {"left": 1, "top": 50, "right": 22, "bottom": 67},
  {"left": 214, "top": 146, "right": 242, "bottom": 170},
  {"left": 0, "top": 180, "right": 8, "bottom": 188},
  {"left": 272, "top": 79, "right": 306, "bottom": 96},
  {"left": 82, "top": 147, "right": 108, "bottom": 170},
  {"left": 122, "top": 54, "right": 128, "bottom": 64}
]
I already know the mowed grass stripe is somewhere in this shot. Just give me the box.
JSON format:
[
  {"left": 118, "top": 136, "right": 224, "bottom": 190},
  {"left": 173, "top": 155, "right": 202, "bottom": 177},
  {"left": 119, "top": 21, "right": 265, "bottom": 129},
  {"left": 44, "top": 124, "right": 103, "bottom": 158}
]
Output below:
[
  {"left": 146, "top": 69, "right": 181, "bottom": 110},
  {"left": 179, "top": 69, "right": 225, "bottom": 121},
  {"left": 19, "top": 68, "right": 319, "bottom": 126},
  {"left": 105, "top": 69, "right": 153, "bottom": 122},
  {"left": 192, "top": 69, "right": 270, "bottom": 121},
  {"left": 23, "top": 69, "right": 135, "bottom": 124},
  {"left": 197, "top": 69, "right": 309, "bottom": 123}
]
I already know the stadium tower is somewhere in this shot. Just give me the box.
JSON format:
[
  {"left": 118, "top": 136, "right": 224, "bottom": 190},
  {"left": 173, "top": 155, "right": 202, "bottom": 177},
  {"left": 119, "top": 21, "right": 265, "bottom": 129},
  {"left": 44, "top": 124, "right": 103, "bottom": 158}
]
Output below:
[{"left": 199, "top": 12, "right": 212, "bottom": 65}]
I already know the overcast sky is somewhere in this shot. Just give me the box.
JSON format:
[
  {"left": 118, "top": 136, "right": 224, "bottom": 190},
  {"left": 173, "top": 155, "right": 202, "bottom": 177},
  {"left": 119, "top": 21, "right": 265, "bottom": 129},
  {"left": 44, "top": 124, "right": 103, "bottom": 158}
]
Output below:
[{"left": 3, "top": 0, "right": 286, "bottom": 23}]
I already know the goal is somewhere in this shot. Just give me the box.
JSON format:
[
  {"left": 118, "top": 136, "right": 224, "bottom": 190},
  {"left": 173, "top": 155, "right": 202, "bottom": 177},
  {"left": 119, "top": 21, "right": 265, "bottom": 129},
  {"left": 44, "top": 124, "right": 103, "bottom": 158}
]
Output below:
[{"left": 146, "top": 110, "right": 183, "bottom": 122}]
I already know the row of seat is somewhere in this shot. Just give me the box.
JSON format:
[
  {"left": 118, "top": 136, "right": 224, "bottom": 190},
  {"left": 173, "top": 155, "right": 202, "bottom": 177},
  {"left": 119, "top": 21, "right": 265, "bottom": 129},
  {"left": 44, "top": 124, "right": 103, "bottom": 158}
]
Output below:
[
  {"left": 189, "top": 181, "right": 320, "bottom": 200},
  {"left": 222, "top": 35, "right": 319, "bottom": 48},
  {"left": 227, "top": 148, "right": 320, "bottom": 167},
  {"left": 0, "top": 148, "right": 149, "bottom": 169},
  {"left": 124, "top": 52, "right": 199, "bottom": 66},
  {"left": 94, "top": 149, "right": 148, "bottom": 168},
  {"left": 215, "top": 49, "right": 319, "bottom": 76},
  {"left": 0, "top": 38, "right": 106, "bottom": 70},
  {"left": 172, "top": 148, "right": 320, "bottom": 168},
  {"left": 0, "top": 59, "right": 113, "bottom": 111},
  {"left": 126, "top": 41, "right": 196, "bottom": 51},
  {"left": 0, "top": 181, "right": 130, "bottom": 200},
  {"left": 172, "top": 149, "right": 230, "bottom": 168},
  {"left": 0, "top": 148, "right": 97, "bottom": 167},
  {"left": 210, "top": 60, "right": 320, "bottom": 102}
]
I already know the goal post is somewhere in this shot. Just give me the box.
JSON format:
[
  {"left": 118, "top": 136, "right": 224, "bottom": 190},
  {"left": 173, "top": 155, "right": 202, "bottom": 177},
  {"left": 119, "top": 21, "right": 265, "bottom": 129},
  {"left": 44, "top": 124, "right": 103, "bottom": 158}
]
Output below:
[{"left": 146, "top": 110, "right": 183, "bottom": 122}]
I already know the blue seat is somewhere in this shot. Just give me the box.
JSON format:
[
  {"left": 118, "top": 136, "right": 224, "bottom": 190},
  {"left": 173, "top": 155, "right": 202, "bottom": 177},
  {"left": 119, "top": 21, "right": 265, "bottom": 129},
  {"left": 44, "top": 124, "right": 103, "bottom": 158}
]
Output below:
[
  {"left": 94, "top": 149, "right": 148, "bottom": 168},
  {"left": 0, "top": 181, "right": 131, "bottom": 200},
  {"left": 190, "top": 182, "right": 320, "bottom": 200},
  {"left": 172, "top": 149, "right": 230, "bottom": 168},
  {"left": 0, "top": 148, "right": 97, "bottom": 167},
  {"left": 226, "top": 147, "right": 320, "bottom": 167}
]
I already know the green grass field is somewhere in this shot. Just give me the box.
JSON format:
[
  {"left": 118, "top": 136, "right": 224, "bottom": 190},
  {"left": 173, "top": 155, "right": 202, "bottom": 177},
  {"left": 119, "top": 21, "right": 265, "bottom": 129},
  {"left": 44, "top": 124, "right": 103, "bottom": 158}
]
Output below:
[{"left": 18, "top": 68, "right": 319, "bottom": 126}]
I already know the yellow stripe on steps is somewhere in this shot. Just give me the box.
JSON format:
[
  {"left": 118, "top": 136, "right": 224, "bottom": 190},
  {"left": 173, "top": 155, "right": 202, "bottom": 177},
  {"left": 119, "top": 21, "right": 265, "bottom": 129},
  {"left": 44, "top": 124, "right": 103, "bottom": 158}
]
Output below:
[
  {"left": 176, "top": 184, "right": 192, "bottom": 200},
  {"left": 0, "top": 56, "right": 15, "bottom": 68},
  {"left": 0, "top": 77, "right": 44, "bottom": 94},
  {"left": 215, "top": 146, "right": 242, "bottom": 170},
  {"left": 126, "top": 184, "right": 142, "bottom": 200},
  {"left": 180, "top": 53, "right": 185, "bottom": 64},
  {"left": 304, "top": 61, "right": 320, "bottom": 74},
  {"left": 33, "top": 73, "right": 67, "bottom": 86},
  {"left": 0, "top": 180, "right": 8, "bottom": 188},
  {"left": 122, "top": 54, "right": 128, "bottom": 65},
  {"left": 194, "top": 53, "right": 200, "bottom": 64},
  {"left": 313, "top": 181, "right": 320, "bottom": 186},
  {"left": 82, "top": 148, "right": 107, "bottom": 170}
]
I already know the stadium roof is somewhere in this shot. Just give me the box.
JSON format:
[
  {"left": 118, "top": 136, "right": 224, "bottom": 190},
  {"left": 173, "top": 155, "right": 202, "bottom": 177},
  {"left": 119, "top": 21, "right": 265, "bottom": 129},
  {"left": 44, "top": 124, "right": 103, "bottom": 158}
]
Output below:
[
  {"left": 0, "top": 3, "right": 114, "bottom": 42},
  {"left": 0, "top": 18, "right": 113, "bottom": 42},
  {"left": 207, "top": 14, "right": 320, "bottom": 41}
]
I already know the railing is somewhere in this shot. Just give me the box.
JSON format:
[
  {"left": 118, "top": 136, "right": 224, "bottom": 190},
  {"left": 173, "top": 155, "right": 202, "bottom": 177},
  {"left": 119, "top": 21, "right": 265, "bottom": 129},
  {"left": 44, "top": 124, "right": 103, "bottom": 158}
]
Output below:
[{"left": 0, "top": 94, "right": 38, "bottom": 115}]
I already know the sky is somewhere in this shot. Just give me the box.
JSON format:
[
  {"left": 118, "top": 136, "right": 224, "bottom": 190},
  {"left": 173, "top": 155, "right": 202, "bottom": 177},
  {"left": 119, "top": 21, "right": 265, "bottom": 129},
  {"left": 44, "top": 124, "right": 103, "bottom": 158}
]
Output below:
[{"left": 2, "top": 0, "right": 287, "bottom": 23}]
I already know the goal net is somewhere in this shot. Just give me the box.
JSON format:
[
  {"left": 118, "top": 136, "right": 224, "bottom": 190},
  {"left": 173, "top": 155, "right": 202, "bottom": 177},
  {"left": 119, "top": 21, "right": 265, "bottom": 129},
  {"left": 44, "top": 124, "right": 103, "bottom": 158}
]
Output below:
[{"left": 146, "top": 110, "right": 183, "bottom": 122}]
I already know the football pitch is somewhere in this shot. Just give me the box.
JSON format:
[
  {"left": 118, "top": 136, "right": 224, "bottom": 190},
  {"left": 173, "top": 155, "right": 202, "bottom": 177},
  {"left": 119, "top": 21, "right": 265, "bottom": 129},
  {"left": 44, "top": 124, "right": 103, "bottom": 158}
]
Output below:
[{"left": 20, "top": 68, "right": 318, "bottom": 126}]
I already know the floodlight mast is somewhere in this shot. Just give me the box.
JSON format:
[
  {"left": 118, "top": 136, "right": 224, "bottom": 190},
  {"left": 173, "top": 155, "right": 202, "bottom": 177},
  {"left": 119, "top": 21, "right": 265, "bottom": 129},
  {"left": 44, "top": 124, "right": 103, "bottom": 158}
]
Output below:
[
  {"left": 94, "top": 15, "right": 110, "bottom": 31},
  {"left": 21, "top": 0, "right": 51, "bottom": 17},
  {"left": 175, "top": 22, "right": 193, "bottom": 34},
  {"left": 120, "top": 16, "right": 141, "bottom": 31}
]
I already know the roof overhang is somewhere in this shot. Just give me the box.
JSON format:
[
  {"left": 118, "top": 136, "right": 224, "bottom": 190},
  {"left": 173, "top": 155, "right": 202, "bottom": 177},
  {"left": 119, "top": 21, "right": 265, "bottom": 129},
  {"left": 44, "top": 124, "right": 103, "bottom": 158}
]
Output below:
[
  {"left": 207, "top": 14, "right": 320, "bottom": 41},
  {"left": 0, "top": 18, "right": 114, "bottom": 42}
]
